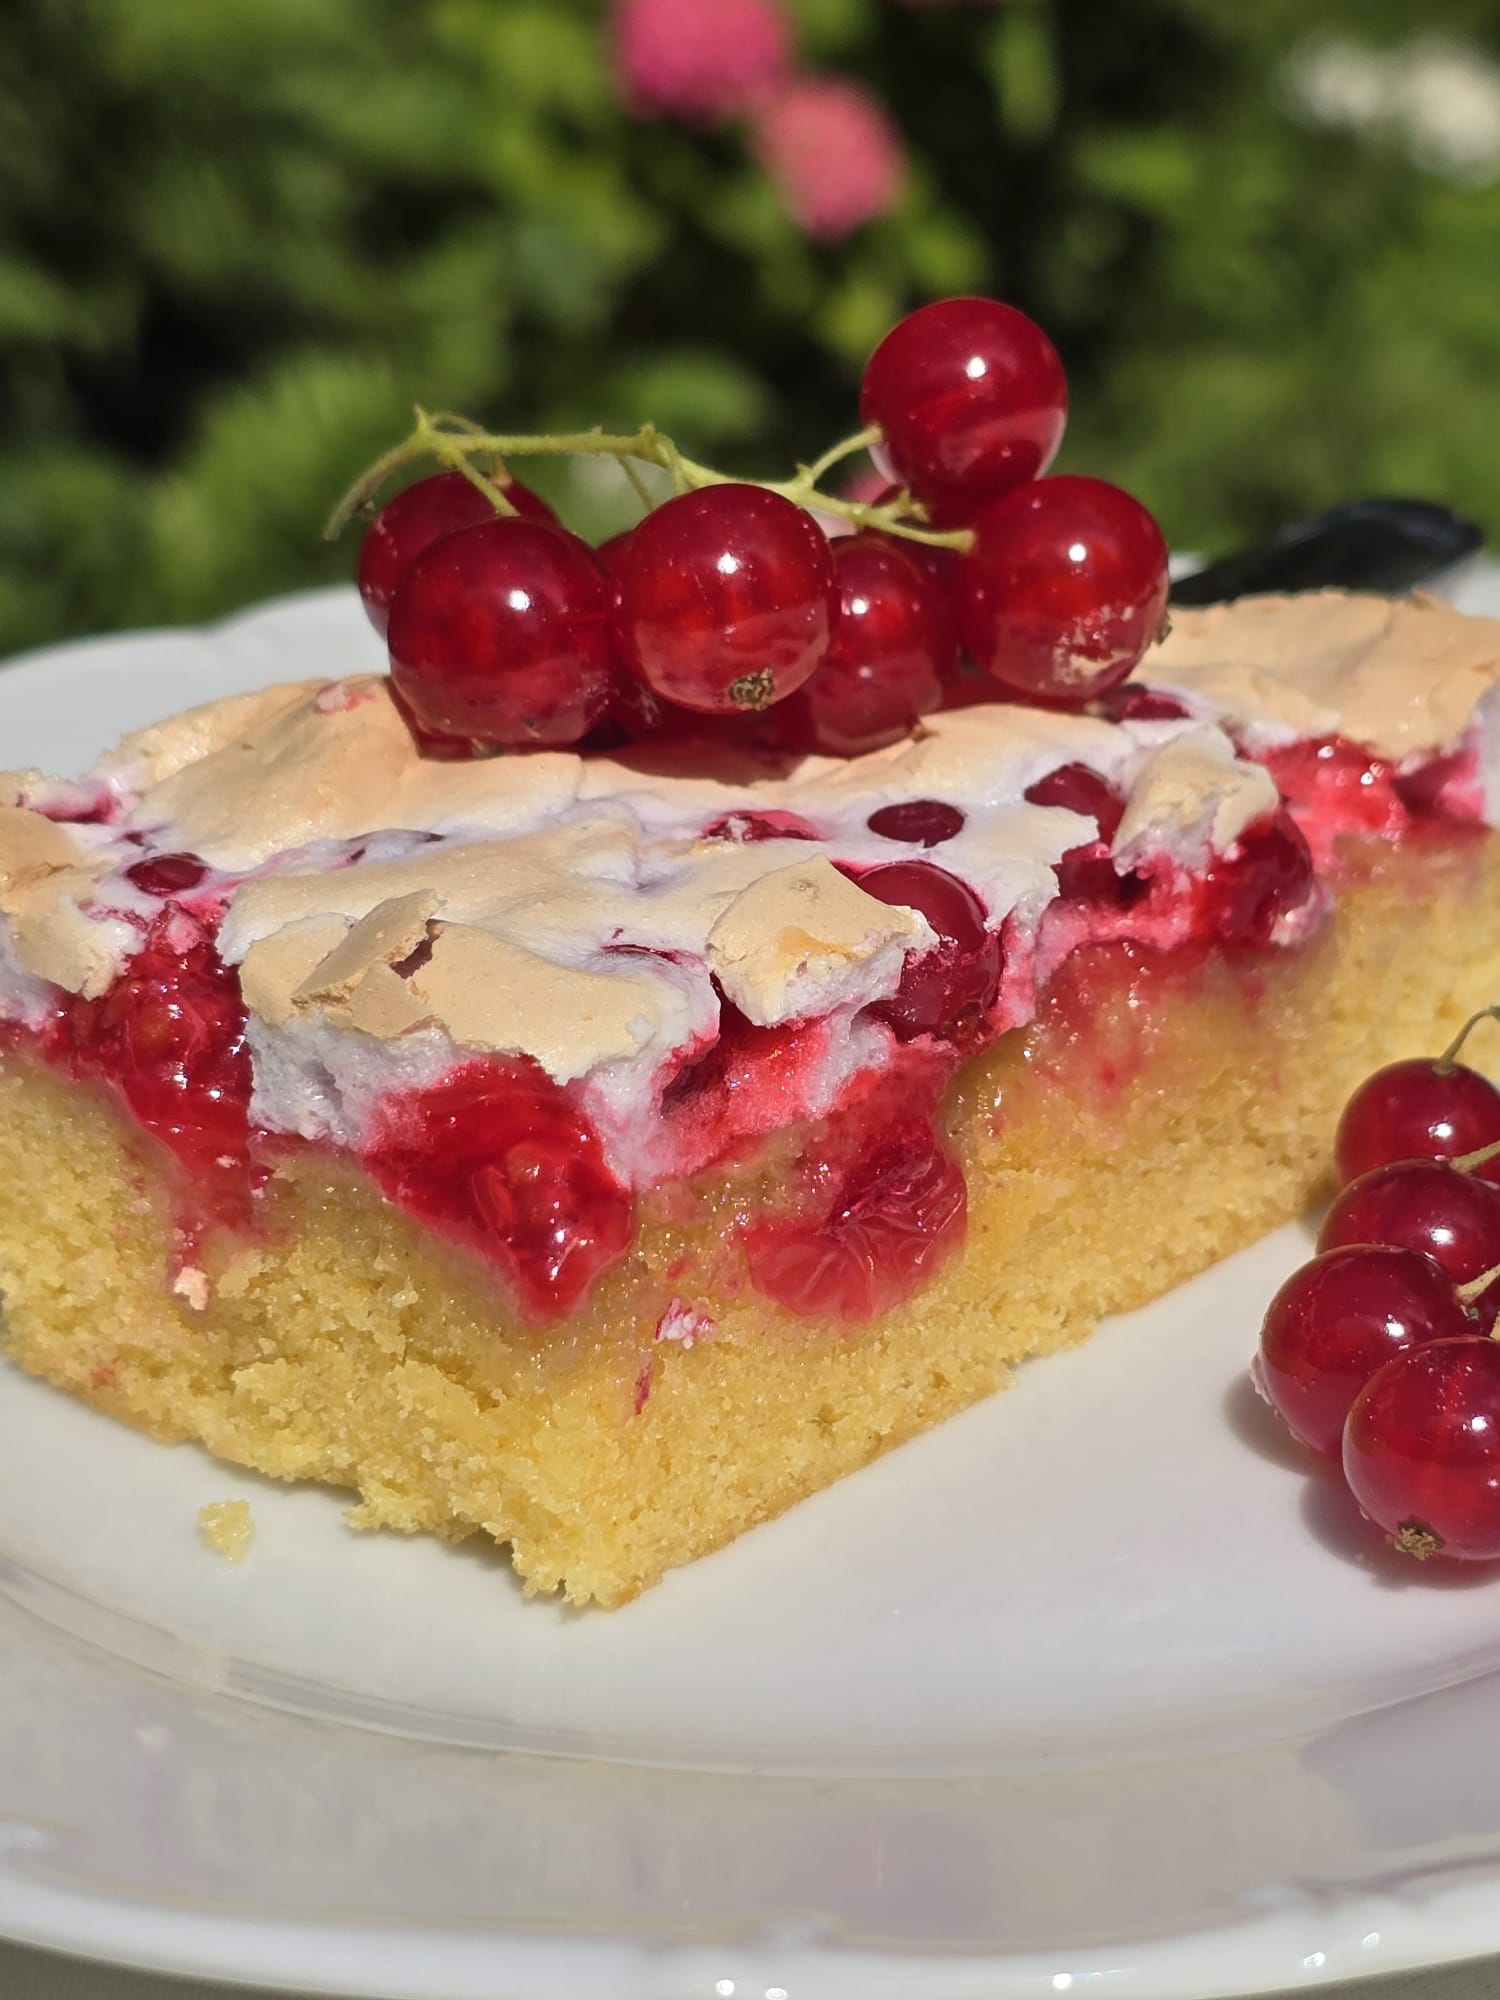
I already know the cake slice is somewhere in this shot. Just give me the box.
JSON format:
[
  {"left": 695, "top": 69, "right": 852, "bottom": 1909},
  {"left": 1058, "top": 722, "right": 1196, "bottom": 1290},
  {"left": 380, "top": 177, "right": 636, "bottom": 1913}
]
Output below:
[{"left": 3, "top": 589, "right": 1500, "bottom": 1605}]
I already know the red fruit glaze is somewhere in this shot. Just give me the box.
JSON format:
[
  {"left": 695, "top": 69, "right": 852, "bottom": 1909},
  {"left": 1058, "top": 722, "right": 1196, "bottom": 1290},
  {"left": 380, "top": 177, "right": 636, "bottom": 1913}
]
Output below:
[
  {"left": 357, "top": 471, "right": 559, "bottom": 635},
  {"left": 365, "top": 1058, "right": 634, "bottom": 1323},
  {"left": 611, "top": 485, "right": 838, "bottom": 715},
  {"left": 1256, "top": 1245, "right": 1471, "bottom": 1457},
  {"left": 1263, "top": 737, "right": 1406, "bottom": 845},
  {"left": 1198, "top": 810, "right": 1315, "bottom": 949},
  {"left": 388, "top": 517, "right": 616, "bottom": 749},
  {"left": 857, "top": 861, "right": 1001, "bottom": 1041},
  {"left": 124, "top": 852, "right": 209, "bottom": 898},
  {"left": 1344, "top": 1339, "right": 1500, "bottom": 1561},
  {"left": 957, "top": 476, "right": 1169, "bottom": 705},
  {"left": 1336, "top": 1058, "right": 1500, "bottom": 1188},
  {"left": 859, "top": 298, "right": 1067, "bottom": 512},
  {"left": 700, "top": 809, "right": 818, "bottom": 843},
  {"left": 66, "top": 928, "right": 255, "bottom": 1224},
  {"left": 866, "top": 798, "right": 965, "bottom": 847},
  {"left": 745, "top": 1117, "right": 966, "bottom": 1321},
  {"left": 772, "top": 532, "right": 952, "bottom": 756},
  {"left": 1318, "top": 1158, "right": 1500, "bottom": 1284}
]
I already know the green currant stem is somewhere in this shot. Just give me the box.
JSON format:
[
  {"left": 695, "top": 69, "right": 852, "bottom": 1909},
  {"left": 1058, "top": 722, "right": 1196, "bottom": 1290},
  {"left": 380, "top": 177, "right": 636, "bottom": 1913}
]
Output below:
[
  {"left": 1436, "top": 1005, "right": 1500, "bottom": 1075},
  {"left": 1455, "top": 1262, "right": 1500, "bottom": 1306},
  {"left": 324, "top": 411, "right": 976, "bottom": 554},
  {"left": 1454, "top": 1136, "right": 1500, "bottom": 1174}
]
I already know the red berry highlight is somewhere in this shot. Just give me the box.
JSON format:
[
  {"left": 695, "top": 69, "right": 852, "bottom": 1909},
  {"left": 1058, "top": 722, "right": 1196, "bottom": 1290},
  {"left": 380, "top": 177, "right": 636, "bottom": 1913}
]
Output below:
[
  {"left": 860, "top": 298, "right": 1067, "bottom": 512},
  {"left": 1318, "top": 1158, "right": 1500, "bottom": 1285},
  {"left": 1344, "top": 1338, "right": 1500, "bottom": 1561},
  {"left": 1256, "top": 1245, "right": 1471, "bottom": 1458},
  {"left": 388, "top": 517, "right": 616, "bottom": 750},
  {"left": 611, "top": 485, "right": 838, "bottom": 715},
  {"left": 366, "top": 1059, "right": 634, "bottom": 1323},
  {"left": 772, "top": 531, "right": 952, "bottom": 756},
  {"left": 357, "top": 471, "right": 559, "bottom": 635},
  {"left": 745, "top": 1118, "right": 966, "bottom": 1321},
  {"left": 857, "top": 860, "right": 1001, "bottom": 1041},
  {"left": 956, "top": 476, "right": 1170, "bottom": 705},
  {"left": 1336, "top": 1058, "right": 1500, "bottom": 1188}
]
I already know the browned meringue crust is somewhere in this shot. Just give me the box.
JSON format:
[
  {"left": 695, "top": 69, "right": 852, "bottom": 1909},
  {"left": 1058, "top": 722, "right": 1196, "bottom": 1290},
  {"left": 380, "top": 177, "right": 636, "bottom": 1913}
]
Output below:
[{"left": 1154, "top": 590, "right": 1500, "bottom": 753}]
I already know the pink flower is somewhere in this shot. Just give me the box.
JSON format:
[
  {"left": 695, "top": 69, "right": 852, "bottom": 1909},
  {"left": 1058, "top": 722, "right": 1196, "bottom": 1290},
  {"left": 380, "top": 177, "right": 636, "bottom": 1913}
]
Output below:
[
  {"left": 613, "top": 0, "right": 792, "bottom": 123},
  {"left": 751, "top": 76, "right": 908, "bottom": 240}
]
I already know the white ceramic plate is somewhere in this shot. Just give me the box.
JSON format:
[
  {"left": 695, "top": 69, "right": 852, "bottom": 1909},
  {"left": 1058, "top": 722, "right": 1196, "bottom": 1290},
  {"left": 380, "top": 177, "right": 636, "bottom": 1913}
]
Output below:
[{"left": 5, "top": 578, "right": 1500, "bottom": 2000}]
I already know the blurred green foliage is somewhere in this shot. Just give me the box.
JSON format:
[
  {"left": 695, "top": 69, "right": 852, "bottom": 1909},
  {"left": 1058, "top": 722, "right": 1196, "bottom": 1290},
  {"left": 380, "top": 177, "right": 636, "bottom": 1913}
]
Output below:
[{"left": 2, "top": 0, "right": 1500, "bottom": 652}]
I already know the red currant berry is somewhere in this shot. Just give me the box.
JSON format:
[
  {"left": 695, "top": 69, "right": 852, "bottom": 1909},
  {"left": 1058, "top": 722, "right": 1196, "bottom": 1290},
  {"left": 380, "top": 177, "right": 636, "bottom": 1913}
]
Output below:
[
  {"left": 67, "top": 928, "right": 254, "bottom": 1222},
  {"left": 1319, "top": 1158, "right": 1500, "bottom": 1284},
  {"left": 745, "top": 1118, "right": 967, "bottom": 1321},
  {"left": 771, "top": 532, "right": 953, "bottom": 756},
  {"left": 124, "top": 852, "right": 209, "bottom": 898},
  {"left": 595, "top": 529, "right": 635, "bottom": 576},
  {"left": 357, "top": 471, "right": 559, "bottom": 635},
  {"left": 388, "top": 517, "right": 616, "bottom": 750},
  {"left": 866, "top": 799, "right": 965, "bottom": 846},
  {"left": 1198, "top": 809, "right": 1317, "bottom": 950},
  {"left": 1023, "top": 762, "right": 1125, "bottom": 842},
  {"left": 1344, "top": 1338, "right": 1500, "bottom": 1561},
  {"left": 860, "top": 298, "right": 1067, "bottom": 512},
  {"left": 857, "top": 860, "right": 1002, "bottom": 1040},
  {"left": 1335, "top": 1058, "right": 1500, "bottom": 1188},
  {"left": 366, "top": 1058, "right": 634, "bottom": 1322},
  {"left": 1256, "top": 1245, "right": 1471, "bottom": 1458},
  {"left": 610, "top": 485, "right": 838, "bottom": 716},
  {"left": 1091, "top": 683, "right": 1192, "bottom": 725},
  {"left": 956, "top": 476, "right": 1169, "bottom": 705}
]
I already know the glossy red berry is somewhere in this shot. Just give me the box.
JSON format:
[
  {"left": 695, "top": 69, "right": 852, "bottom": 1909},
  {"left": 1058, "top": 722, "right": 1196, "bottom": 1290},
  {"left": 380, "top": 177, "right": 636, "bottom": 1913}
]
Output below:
[
  {"left": 956, "top": 476, "right": 1169, "bottom": 705},
  {"left": 772, "top": 532, "right": 953, "bottom": 756},
  {"left": 68, "top": 929, "right": 254, "bottom": 1222},
  {"left": 388, "top": 517, "right": 617, "bottom": 750},
  {"left": 124, "top": 852, "right": 209, "bottom": 898},
  {"left": 357, "top": 471, "right": 559, "bottom": 635},
  {"left": 1319, "top": 1158, "right": 1500, "bottom": 1284},
  {"left": 1336, "top": 1058, "right": 1500, "bottom": 1188},
  {"left": 866, "top": 799, "right": 965, "bottom": 847},
  {"left": 860, "top": 298, "right": 1067, "bottom": 512},
  {"left": 1198, "top": 809, "right": 1317, "bottom": 950},
  {"left": 1256, "top": 1245, "right": 1471, "bottom": 1457},
  {"left": 366, "top": 1058, "right": 634, "bottom": 1322},
  {"left": 610, "top": 485, "right": 838, "bottom": 715},
  {"left": 857, "top": 860, "right": 1001, "bottom": 1040},
  {"left": 1023, "top": 762, "right": 1125, "bottom": 842},
  {"left": 1344, "top": 1338, "right": 1500, "bottom": 1561},
  {"left": 1091, "top": 683, "right": 1192, "bottom": 725},
  {"left": 745, "top": 1118, "right": 966, "bottom": 1321}
]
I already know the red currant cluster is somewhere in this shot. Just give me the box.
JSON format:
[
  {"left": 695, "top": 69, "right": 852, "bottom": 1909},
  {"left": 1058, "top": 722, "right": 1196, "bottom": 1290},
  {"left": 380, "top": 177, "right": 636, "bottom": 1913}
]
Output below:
[
  {"left": 1255, "top": 1013, "right": 1500, "bottom": 1562},
  {"left": 342, "top": 297, "right": 1170, "bottom": 759}
]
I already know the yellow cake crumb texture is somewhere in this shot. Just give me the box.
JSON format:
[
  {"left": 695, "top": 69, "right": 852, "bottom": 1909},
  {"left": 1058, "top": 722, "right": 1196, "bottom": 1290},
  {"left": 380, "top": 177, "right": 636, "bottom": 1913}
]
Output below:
[{"left": 198, "top": 1498, "right": 255, "bottom": 1564}]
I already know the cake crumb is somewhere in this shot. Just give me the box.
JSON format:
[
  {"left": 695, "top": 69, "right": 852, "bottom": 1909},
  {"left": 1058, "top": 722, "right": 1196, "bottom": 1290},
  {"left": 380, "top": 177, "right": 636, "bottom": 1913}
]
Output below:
[
  {"left": 173, "top": 1265, "right": 210, "bottom": 1311},
  {"left": 198, "top": 1500, "right": 255, "bottom": 1563}
]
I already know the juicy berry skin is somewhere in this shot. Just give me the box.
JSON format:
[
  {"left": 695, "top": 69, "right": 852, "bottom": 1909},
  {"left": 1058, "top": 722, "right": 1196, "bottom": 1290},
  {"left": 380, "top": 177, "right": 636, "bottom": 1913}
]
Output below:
[
  {"left": 366, "top": 1058, "right": 634, "bottom": 1323},
  {"left": 857, "top": 861, "right": 1002, "bottom": 1041},
  {"left": 1318, "top": 1157, "right": 1500, "bottom": 1284},
  {"left": 1344, "top": 1339, "right": 1500, "bottom": 1561},
  {"left": 859, "top": 298, "right": 1067, "bottom": 512},
  {"left": 772, "top": 532, "right": 953, "bottom": 756},
  {"left": 1256, "top": 1245, "right": 1471, "bottom": 1457},
  {"left": 388, "top": 516, "right": 617, "bottom": 749},
  {"left": 745, "top": 1117, "right": 966, "bottom": 1321},
  {"left": 1199, "top": 810, "right": 1316, "bottom": 950},
  {"left": 956, "top": 476, "right": 1170, "bottom": 705},
  {"left": 66, "top": 929, "right": 254, "bottom": 1223},
  {"left": 866, "top": 798, "right": 965, "bottom": 847},
  {"left": 124, "top": 852, "right": 209, "bottom": 898},
  {"left": 1024, "top": 762, "right": 1125, "bottom": 842},
  {"left": 1336, "top": 1058, "right": 1500, "bottom": 1188},
  {"left": 610, "top": 484, "right": 839, "bottom": 715},
  {"left": 357, "top": 471, "right": 559, "bottom": 635}
]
